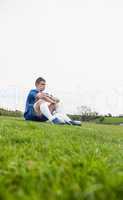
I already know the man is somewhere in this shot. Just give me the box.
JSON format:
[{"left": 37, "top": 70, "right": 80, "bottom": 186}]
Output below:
[{"left": 24, "top": 77, "right": 81, "bottom": 125}]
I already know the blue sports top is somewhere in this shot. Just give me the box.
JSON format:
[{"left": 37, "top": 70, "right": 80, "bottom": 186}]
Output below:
[{"left": 24, "top": 89, "right": 39, "bottom": 120}]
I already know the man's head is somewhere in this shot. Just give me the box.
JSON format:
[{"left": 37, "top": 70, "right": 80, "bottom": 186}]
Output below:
[{"left": 35, "top": 77, "right": 46, "bottom": 91}]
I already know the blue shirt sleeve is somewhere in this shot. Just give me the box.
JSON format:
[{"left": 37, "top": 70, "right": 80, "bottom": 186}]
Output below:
[
  {"left": 26, "top": 89, "right": 38, "bottom": 106},
  {"left": 24, "top": 89, "right": 39, "bottom": 118},
  {"left": 29, "top": 90, "right": 38, "bottom": 99}
]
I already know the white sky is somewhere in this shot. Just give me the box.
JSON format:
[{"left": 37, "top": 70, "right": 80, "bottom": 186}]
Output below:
[{"left": 0, "top": 0, "right": 123, "bottom": 115}]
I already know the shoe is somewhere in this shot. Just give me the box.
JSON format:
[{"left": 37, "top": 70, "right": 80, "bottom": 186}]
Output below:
[
  {"left": 69, "top": 120, "right": 81, "bottom": 126},
  {"left": 65, "top": 121, "right": 72, "bottom": 125},
  {"left": 52, "top": 117, "right": 65, "bottom": 125}
]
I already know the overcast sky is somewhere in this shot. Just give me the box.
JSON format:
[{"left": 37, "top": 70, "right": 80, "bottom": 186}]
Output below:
[{"left": 0, "top": 0, "right": 123, "bottom": 115}]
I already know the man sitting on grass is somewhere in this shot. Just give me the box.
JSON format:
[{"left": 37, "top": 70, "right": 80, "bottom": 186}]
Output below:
[{"left": 24, "top": 77, "right": 81, "bottom": 125}]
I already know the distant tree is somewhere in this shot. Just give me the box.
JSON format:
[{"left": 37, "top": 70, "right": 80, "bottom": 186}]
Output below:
[
  {"left": 119, "top": 114, "right": 123, "bottom": 118},
  {"left": 77, "top": 105, "right": 92, "bottom": 116},
  {"left": 108, "top": 113, "right": 112, "bottom": 117},
  {"left": 99, "top": 116, "right": 105, "bottom": 123},
  {"left": 76, "top": 105, "right": 99, "bottom": 121}
]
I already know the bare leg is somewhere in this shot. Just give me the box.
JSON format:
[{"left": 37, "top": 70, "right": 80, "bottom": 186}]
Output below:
[
  {"left": 34, "top": 99, "right": 57, "bottom": 121},
  {"left": 33, "top": 99, "right": 44, "bottom": 116},
  {"left": 34, "top": 99, "right": 54, "bottom": 115},
  {"left": 48, "top": 103, "right": 56, "bottom": 114}
]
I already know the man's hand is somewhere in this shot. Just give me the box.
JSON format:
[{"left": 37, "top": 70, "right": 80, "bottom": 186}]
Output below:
[
  {"left": 36, "top": 92, "right": 57, "bottom": 104},
  {"left": 47, "top": 94, "right": 60, "bottom": 103},
  {"left": 36, "top": 92, "right": 46, "bottom": 100}
]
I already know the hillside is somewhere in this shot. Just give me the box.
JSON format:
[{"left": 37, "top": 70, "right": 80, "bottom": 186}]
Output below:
[{"left": 0, "top": 117, "right": 123, "bottom": 200}]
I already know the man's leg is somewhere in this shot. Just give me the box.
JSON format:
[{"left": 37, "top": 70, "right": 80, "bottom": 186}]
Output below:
[
  {"left": 48, "top": 103, "right": 56, "bottom": 114},
  {"left": 54, "top": 102, "right": 72, "bottom": 123},
  {"left": 55, "top": 102, "right": 81, "bottom": 126},
  {"left": 34, "top": 100, "right": 64, "bottom": 123},
  {"left": 34, "top": 100, "right": 55, "bottom": 121}
]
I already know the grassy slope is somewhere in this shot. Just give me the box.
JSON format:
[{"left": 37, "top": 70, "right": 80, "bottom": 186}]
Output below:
[
  {"left": 0, "top": 116, "right": 123, "bottom": 200},
  {"left": 94, "top": 117, "right": 123, "bottom": 125},
  {"left": 103, "top": 117, "right": 123, "bottom": 124}
]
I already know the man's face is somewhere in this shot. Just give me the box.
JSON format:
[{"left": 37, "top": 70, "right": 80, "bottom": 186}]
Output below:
[{"left": 36, "top": 81, "right": 46, "bottom": 91}]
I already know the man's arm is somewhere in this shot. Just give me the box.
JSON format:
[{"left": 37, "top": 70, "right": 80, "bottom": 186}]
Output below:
[
  {"left": 45, "top": 93, "right": 60, "bottom": 103},
  {"left": 36, "top": 92, "right": 57, "bottom": 104}
]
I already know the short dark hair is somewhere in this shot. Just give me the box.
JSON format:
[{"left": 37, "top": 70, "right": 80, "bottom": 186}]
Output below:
[{"left": 35, "top": 77, "right": 46, "bottom": 85}]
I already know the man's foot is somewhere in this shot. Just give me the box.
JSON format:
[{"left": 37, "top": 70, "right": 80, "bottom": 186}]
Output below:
[
  {"left": 65, "top": 121, "right": 72, "bottom": 125},
  {"left": 51, "top": 117, "right": 65, "bottom": 125},
  {"left": 69, "top": 120, "right": 81, "bottom": 126}
]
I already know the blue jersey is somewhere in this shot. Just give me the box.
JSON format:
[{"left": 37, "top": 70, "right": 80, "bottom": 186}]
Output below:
[
  {"left": 24, "top": 89, "right": 38, "bottom": 120},
  {"left": 24, "top": 89, "right": 48, "bottom": 122}
]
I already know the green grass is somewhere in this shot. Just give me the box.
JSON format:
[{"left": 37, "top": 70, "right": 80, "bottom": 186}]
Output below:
[
  {"left": 0, "top": 116, "right": 123, "bottom": 200},
  {"left": 95, "top": 117, "right": 123, "bottom": 125},
  {"left": 103, "top": 117, "right": 123, "bottom": 124}
]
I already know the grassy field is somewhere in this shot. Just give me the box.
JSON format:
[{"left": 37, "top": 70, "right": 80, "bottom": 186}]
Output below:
[
  {"left": 0, "top": 117, "right": 123, "bottom": 200},
  {"left": 103, "top": 117, "right": 123, "bottom": 125},
  {"left": 95, "top": 117, "right": 123, "bottom": 125}
]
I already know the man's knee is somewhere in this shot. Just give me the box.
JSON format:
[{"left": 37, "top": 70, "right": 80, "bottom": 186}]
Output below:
[
  {"left": 36, "top": 99, "right": 43, "bottom": 105},
  {"left": 33, "top": 99, "right": 44, "bottom": 114},
  {"left": 48, "top": 103, "right": 56, "bottom": 113},
  {"left": 56, "top": 101, "right": 63, "bottom": 109}
]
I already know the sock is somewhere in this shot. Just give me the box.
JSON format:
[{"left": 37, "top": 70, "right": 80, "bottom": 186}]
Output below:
[
  {"left": 55, "top": 103, "right": 71, "bottom": 123},
  {"left": 53, "top": 113, "right": 66, "bottom": 123},
  {"left": 60, "top": 113, "right": 72, "bottom": 123},
  {"left": 40, "top": 102, "right": 55, "bottom": 121}
]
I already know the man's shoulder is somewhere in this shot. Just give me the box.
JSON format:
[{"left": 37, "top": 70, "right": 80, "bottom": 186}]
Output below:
[
  {"left": 28, "top": 89, "right": 38, "bottom": 96},
  {"left": 30, "top": 89, "right": 38, "bottom": 92}
]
